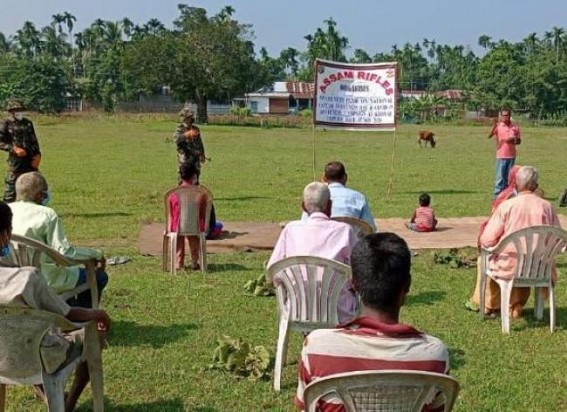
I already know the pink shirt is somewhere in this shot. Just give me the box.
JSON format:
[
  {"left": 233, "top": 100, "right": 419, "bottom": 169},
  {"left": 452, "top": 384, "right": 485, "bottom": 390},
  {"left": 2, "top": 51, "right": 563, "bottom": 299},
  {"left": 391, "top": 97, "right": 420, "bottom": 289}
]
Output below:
[
  {"left": 414, "top": 206, "right": 436, "bottom": 231},
  {"left": 268, "top": 212, "right": 357, "bottom": 323},
  {"left": 494, "top": 121, "right": 521, "bottom": 159},
  {"left": 268, "top": 212, "right": 356, "bottom": 267},
  {"left": 480, "top": 192, "right": 561, "bottom": 280}
]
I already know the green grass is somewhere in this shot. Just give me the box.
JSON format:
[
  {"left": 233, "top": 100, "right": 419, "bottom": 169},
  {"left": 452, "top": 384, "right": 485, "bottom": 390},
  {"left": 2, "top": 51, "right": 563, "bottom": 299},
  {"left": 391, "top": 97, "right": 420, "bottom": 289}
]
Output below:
[{"left": 3, "top": 115, "right": 567, "bottom": 411}]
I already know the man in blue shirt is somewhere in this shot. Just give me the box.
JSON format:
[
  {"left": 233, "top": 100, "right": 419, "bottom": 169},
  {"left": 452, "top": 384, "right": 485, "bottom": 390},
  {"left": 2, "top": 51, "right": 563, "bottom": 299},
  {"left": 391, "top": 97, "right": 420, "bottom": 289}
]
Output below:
[{"left": 302, "top": 161, "right": 377, "bottom": 231}]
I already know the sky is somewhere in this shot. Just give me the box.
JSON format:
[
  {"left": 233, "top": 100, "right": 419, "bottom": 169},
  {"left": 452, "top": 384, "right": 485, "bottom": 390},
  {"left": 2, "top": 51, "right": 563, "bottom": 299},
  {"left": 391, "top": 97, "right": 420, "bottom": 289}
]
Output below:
[{"left": 1, "top": 0, "right": 566, "bottom": 57}]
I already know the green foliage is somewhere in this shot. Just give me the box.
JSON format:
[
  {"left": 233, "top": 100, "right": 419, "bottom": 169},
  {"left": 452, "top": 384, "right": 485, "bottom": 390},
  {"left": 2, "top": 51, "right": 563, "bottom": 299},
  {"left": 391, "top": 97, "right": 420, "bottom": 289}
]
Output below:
[
  {"left": 171, "top": 5, "right": 260, "bottom": 123},
  {"left": 299, "top": 108, "right": 313, "bottom": 118},
  {"left": 0, "top": 55, "right": 70, "bottom": 113},
  {"left": 208, "top": 335, "right": 273, "bottom": 380},
  {"left": 243, "top": 272, "right": 275, "bottom": 296},
  {"left": 433, "top": 248, "right": 477, "bottom": 269},
  {"left": 229, "top": 106, "right": 251, "bottom": 117}
]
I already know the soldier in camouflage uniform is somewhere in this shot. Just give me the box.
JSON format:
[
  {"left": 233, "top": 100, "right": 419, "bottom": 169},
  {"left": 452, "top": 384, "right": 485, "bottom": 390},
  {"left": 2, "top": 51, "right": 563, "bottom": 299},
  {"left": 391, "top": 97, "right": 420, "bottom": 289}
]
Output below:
[
  {"left": 175, "top": 105, "right": 206, "bottom": 183},
  {"left": 0, "top": 100, "right": 42, "bottom": 202}
]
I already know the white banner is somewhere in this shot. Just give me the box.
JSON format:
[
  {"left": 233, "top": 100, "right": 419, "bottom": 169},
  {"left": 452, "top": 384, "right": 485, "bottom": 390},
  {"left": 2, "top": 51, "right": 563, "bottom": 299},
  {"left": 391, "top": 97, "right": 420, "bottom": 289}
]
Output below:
[{"left": 314, "top": 59, "right": 398, "bottom": 131}]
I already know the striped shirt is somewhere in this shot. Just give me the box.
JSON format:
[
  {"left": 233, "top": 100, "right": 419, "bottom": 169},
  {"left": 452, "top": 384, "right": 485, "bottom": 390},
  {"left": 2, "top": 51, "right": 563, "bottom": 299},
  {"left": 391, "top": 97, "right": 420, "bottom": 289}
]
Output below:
[
  {"left": 414, "top": 206, "right": 436, "bottom": 232},
  {"left": 295, "top": 316, "right": 449, "bottom": 411}
]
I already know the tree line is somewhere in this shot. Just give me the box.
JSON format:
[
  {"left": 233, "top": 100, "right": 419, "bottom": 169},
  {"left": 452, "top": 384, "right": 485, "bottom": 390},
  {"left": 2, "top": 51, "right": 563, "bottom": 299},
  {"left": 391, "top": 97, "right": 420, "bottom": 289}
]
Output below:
[{"left": 1, "top": 5, "right": 567, "bottom": 122}]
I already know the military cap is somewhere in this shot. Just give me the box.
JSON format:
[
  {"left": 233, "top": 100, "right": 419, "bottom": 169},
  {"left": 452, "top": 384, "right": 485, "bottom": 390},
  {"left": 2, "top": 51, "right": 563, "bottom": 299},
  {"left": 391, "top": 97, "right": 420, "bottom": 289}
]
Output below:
[
  {"left": 178, "top": 105, "right": 194, "bottom": 118},
  {"left": 6, "top": 99, "right": 25, "bottom": 112}
]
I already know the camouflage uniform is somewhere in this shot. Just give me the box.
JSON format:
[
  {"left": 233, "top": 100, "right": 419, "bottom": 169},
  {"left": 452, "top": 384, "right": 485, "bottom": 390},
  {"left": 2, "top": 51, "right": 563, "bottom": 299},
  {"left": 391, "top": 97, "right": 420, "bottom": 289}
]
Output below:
[
  {"left": 0, "top": 101, "right": 41, "bottom": 202},
  {"left": 175, "top": 106, "right": 205, "bottom": 183}
]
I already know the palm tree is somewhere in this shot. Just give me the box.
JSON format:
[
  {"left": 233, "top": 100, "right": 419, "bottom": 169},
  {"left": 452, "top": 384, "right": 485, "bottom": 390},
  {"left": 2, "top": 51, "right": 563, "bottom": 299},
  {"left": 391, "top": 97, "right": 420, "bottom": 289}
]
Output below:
[
  {"left": 51, "top": 13, "right": 65, "bottom": 34},
  {"left": 218, "top": 5, "right": 235, "bottom": 22},
  {"left": 14, "top": 21, "right": 41, "bottom": 57},
  {"left": 550, "top": 26, "right": 565, "bottom": 63},
  {"left": 122, "top": 18, "right": 135, "bottom": 39},
  {"left": 143, "top": 18, "right": 165, "bottom": 35},
  {"left": 61, "top": 12, "right": 77, "bottom": 44},
  {"left": 478, "top": 35, "right": 493, "bottom": 51},
  {"left": 304, "top": 18, "right": 349, "bottom": 66},
  {"left": 41, "top": 25, "right": 70, "bottom": 59},
  {"left": 0, "top": 31, "right": 11, "bottom": 54}
]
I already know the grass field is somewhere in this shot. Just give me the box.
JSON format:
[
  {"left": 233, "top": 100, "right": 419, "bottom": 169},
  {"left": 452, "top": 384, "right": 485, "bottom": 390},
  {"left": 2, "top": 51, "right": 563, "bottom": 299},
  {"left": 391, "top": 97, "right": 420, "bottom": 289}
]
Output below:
[{"left": 3, "top": 114, "right": 567, "bottom": 411}]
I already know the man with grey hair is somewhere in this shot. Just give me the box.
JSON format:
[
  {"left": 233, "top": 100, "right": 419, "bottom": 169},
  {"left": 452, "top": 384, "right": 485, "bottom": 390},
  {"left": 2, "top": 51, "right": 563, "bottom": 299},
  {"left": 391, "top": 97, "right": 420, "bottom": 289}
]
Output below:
[
  {"left": 9, "top": 172, "right": 108, "bottom": 308},
  {"left": 478, "top": 165, "right": 561, "bottom": 318},
  {"left": 267, "top": 182, "right": 357, "bottom": 322}
]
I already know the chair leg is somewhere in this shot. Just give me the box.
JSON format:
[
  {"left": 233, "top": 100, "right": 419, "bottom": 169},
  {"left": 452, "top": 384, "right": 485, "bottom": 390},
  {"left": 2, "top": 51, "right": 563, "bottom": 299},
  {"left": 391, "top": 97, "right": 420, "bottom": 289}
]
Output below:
[
  {"left": 42, "top": 375, "right": 66, "bottom": 412},
  {"left": 549, "top": 287, "right": 556, "bottom": 333},
  {"left": 273, "top": 318, "right": 291, "bottom": 392},
  {"left": 169, "top": 234, "right": 177, "bottom": 275},
  {"left": 162, "top": 235, "right": 169, "bottom": 272},
  {"left": 0, "top": 384, "right": 6, "bottom": 412},
  {"left": 87, "top": 358, "right": 105, "bottom": 412},
  {"left": 499, "top": 281, "right": 512, "bottom": 334},
  {"left": 479, "top": 270, "right": 486, "bottom": 320},
  {"left": 84, "top": 323, "right": 105, "bottom": 411},
  {"left": 534, "top": 287, "right": 544, "bottom": 320},
  {"left": 200, "top": 235, "right": 207, "bottom": 273}
]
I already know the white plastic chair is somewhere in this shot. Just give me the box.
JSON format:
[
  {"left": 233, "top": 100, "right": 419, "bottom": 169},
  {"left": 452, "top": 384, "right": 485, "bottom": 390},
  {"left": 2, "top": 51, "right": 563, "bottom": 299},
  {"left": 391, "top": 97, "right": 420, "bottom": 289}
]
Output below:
[
  {"left": 4, "top": 234, "right": 100, "bottom": 309},
  {"left": 0, "top": 306, "right": 104, "bottom": 412},
  {"left": 266, "top": 256, "right": 354, "bottom": 391},
  {"left": 332, "top": 216, "right": 375, "bottom": 239},
  {"left": 162, "top": 185, "right": 213, "bottom": 274},
  {"left": 479, "top": 225, "right": 567, "bottom": 333},
  {"left": 303, "top": 370, "right": 459, "bottom": 412}
]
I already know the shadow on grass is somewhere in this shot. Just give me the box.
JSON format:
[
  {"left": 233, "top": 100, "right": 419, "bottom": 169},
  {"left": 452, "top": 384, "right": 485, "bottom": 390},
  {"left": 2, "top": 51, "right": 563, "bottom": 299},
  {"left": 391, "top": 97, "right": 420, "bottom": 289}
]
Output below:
[
  {"left": 448, "top": 347, "right": 466, "bottom": 370},
  {"left": 61, "top": 212, "right": 133, "bottom": 218},
  {"left": 98, "top": 398, "right": 188, "bottom": 411},
  {"left": 217, "top": 231, "right": 248, "bottom": 240},
  {"left": 109, "top": 320, "right": 198, "bottom": 347},
  {"left": 404, "top": 190, "right": 478, "bottom": 195},
  {"left": 406, "top": 290, "right": 446, "bottom": 306},
  {"left": 207, "top": 263, "right": 249, "bottom": 272},
  {"left": 513, "top": 305, "right": 565, "bottom": 331},
  {"left": 215, "top": 196, "right": 270, "bottom": 201}
]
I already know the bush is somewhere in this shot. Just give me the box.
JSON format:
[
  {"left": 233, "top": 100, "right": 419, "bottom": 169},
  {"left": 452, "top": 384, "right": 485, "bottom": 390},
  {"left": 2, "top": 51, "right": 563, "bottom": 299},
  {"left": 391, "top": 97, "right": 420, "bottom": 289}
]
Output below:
[
  {"left": 299, "top": 108, "right": 313, "bottom": 118},
  {"left": 229, "top": 107, "right": 252, "bottom": 117}
]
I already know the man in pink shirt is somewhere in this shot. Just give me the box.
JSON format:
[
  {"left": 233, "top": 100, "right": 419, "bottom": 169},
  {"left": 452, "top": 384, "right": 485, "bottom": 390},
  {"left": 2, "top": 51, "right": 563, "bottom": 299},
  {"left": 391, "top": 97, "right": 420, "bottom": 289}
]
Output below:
[
  {"left": 268, "top": 182, "right": 357, "bottom": 322},
  {"left": 488, "top": 109, "right": 521, "bottom": 199},
  {"left": 479, "top": 166, "right": 561, "bottom": 318}
]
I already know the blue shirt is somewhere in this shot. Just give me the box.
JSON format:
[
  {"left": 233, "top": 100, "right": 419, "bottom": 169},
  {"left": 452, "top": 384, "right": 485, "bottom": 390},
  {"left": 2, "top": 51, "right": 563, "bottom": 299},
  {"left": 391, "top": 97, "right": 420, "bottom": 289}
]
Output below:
[{"left": 301, "top": 182, "right": 377, "bottom": 231}]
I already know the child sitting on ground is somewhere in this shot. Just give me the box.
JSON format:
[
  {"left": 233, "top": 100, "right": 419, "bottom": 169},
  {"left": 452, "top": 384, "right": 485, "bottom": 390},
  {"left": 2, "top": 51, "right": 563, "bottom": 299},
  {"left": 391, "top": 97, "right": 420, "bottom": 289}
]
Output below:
[{"left": 406, "top": 193, "right": 438, "bottom": 232}]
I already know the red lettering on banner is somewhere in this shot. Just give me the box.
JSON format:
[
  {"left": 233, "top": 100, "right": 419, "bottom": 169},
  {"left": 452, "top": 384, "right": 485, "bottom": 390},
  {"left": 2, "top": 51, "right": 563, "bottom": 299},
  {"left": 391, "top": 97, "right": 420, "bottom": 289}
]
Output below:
[
  {"left": 319, "top": 69, "right": 393, "bottom": 94},
  {"left": 318, "top": 70, "right": 355, "bottom": 93}
]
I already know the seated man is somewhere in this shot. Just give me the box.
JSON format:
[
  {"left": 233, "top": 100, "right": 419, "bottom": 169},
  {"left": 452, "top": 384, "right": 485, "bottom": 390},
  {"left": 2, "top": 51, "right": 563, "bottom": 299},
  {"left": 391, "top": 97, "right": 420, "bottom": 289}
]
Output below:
[
  {"left": 295, "top": 233, "right": 450, "bottom": 411},
  {"left": 302, "top": 161, "right": 377, "bottom": 231},
  {"left": 9, "top": 172, "right": 108, "bottom": 308},
  {"left": 0, "top": 201, "right": 111, "bottom": 412},
  {"left": 477, "top": 166, "right": 561, "bottom": 318},
  {"left": 268, "top": 182, "right": 357, "bottom": 323}
]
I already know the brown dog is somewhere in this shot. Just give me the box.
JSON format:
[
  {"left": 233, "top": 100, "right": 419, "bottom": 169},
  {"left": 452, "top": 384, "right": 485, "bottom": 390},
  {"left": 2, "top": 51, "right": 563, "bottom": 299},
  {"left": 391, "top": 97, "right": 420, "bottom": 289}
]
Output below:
[{"left": 418, "top": 130, "right": 436, "bottom": 148}]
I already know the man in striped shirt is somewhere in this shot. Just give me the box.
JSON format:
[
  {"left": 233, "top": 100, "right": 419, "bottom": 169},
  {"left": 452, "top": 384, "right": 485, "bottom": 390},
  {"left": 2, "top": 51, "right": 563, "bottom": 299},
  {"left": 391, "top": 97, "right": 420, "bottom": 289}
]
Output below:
[{"left": 295, "top": 233, "right": 449, "bottom": 411}]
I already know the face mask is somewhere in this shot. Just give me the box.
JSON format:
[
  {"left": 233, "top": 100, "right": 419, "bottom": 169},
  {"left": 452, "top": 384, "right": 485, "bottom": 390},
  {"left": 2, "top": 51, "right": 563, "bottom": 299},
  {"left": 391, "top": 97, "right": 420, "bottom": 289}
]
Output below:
[
  {"left": 0, "top": 245, "right": 9, "bottom": 258},
  {"left": 41, "top": 190, "right": 51, "bottom": 206},
  {"left": 14, "top": 112, "right": 24, "bottom": 121}
]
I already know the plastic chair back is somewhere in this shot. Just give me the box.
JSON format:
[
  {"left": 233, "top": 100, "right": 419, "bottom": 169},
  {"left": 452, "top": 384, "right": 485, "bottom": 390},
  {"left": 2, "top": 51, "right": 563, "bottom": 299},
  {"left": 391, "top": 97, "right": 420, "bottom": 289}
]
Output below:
[{"left": 304, "top": 370, "right": 460, "bottom": 412}]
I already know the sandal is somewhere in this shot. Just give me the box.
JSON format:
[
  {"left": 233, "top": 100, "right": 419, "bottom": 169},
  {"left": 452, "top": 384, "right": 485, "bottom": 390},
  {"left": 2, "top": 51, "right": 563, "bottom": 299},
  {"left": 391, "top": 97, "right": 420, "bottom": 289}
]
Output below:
[{"left": 464, "top": 300, "right": 479, "bottom": 312}]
